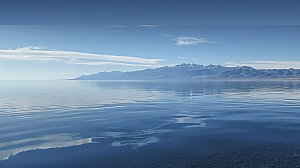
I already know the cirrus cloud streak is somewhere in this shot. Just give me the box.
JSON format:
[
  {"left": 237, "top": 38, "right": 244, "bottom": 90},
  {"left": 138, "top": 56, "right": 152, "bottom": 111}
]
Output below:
[{"left": 0, "top": 46, "right": 162, "bottom": 67}]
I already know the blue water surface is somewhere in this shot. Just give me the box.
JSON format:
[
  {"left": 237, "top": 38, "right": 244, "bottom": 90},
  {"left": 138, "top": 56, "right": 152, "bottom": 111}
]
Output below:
[{"left": 1, "top": 80, "right": 300, "bottom": 168}]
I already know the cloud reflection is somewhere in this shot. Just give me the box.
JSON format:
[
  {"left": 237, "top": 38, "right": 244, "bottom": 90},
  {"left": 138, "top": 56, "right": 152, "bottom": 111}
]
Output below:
[
  {"left": 100, "top": 114, "right": 208, "bottom": 149},
  {"left": 173, "top": 114, "right": 207, "bottom": 128},
  {"left": 112, "top": 137, "right": 160, "bottom": 149},
  {"left": 0, "top": 134, "right": 93, "bottom": 160}
]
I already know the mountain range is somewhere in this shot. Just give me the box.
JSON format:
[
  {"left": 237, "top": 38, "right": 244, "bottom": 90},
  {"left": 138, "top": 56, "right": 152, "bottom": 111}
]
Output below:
[{"left": 75, "top": 63, "right": 300, "bottom": 80}]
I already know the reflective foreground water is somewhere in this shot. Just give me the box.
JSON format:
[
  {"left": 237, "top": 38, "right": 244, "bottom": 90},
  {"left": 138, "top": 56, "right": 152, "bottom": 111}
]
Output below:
[{"left": 1, "top": 80, "right": 300, "bottom": 168}]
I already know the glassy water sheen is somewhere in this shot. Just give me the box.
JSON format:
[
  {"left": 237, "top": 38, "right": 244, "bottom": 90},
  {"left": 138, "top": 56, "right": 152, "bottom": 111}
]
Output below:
[{"left": 1, "top": 80, "right": 300, "bottom": 168}]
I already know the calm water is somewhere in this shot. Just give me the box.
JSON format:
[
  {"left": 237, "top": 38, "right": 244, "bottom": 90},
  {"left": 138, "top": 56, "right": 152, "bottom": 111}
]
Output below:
[{"left": 1, "top": 80, "right": 300, "bottom": 167}]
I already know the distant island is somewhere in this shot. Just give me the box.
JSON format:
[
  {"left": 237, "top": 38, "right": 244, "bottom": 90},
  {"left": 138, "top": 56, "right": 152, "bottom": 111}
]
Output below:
[{"left": 74, "top": 63, "right": 300, "bottom": 80}]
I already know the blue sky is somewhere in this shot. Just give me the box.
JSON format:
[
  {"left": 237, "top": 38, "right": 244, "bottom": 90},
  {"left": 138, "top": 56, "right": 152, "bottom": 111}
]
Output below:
[{"left": 0, "top": 0, "right": 300, "bottom": 80}]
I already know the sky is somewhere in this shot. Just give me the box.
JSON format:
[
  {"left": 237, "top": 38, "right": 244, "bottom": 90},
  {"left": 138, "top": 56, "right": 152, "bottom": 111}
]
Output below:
[{"left": 0, "top": 0, "right": 300, "bottom": 80}]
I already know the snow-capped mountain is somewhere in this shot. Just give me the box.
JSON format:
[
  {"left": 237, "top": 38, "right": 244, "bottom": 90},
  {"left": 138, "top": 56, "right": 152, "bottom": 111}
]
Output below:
[{"left": 75, "top": 63, "right": 300, "bottom": 80}]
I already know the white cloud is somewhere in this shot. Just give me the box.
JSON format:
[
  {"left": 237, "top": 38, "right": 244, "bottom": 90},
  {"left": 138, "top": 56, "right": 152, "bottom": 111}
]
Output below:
[
  {"left": 0, "top": 47, "right": 162, "bottom": 67},
  {"left": 69, "top": 61, "right": 162, "bottom": 67},
  {"left": 175, "top": 36, "right": 214, "bottom": 46},
  {"left": 138, "top": 24, "right": 159, "bottom": 28},
  {"left": 225, "top": 61, "right": 300, "bottom": 69},
  {"left": 108, "top": 24, "right": 160, "bottom": 28},
  {"left": 165, "top": 34, "right": 216, "bottom": 46}
]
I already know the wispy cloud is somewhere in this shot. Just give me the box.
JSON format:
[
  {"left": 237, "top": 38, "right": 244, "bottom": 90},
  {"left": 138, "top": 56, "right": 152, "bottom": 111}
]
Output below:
[
  {"left": 69, "top": 61, "right": 162, "bottom": 67},
  {"left": 164, "top": 35, "right": 216, "bottom": 46},
  {"left": 138, "top": 24, "right": 159, "bottom": 28},
  {"left": 175, "top": 36, "right": 207, "bottom": 46},
  {"left": 0, "top": 46, "right": 162, "bottom": 67},
  {"left": 108, "top": 24, "right": 160, "bottom": 29},
  {"left": 225, "top": 61, "right": 300, "bottom": 69}
]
